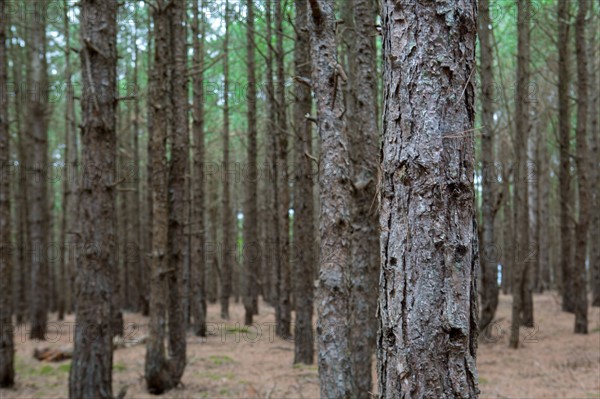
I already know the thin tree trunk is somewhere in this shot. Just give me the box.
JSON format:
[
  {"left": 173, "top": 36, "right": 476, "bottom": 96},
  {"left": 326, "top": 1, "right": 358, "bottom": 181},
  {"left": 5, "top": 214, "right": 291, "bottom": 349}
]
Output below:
[
  {"left": 590, "top": 12, "right": 600, "bottom": 307},
  {"left": 265, "top": 0, "right": 280, "bottom": 310},
  {"left": 141, "top": 10, "right": 154, "bottom": 318},
  {"left": 208, "top": 174, "right": 219, "bottom": 304},
  {"left": 166, "top": 0, "right": 188, "bottom": 379},
  {"left": 0, "top": 0, "right": 15, "bottom": 385},
  {"left": 479, "top": 0, "right": 500, "bottom": 333},
  {"left": 274, "top": 0, "right": 291, "bottom": 338},
  {"left": 26, "top": 0, "right": 49, "bottom": 340},
  {"left": 308, "top": 0, "right": 355, "bottom": 396},
  {"left": 145, "top": 1, "right": 176, "bottom": 393},
  {"left": 378, "top": 0, "right": 479, "bottom": 396},
  {"left": 510, "top": 0, "right": 533, "bottom": 349},
  {"left": 191, "top": 0, "right": 207, "bottom": 337},
  {"left": 12, "top": 23, "right": 29, "bottom": 326},
  {"left": 220, "top": 0, "right": 233, "bottom": 320},
  {"left": 538, "top": 113, "right": 551, "bottom": 292},
  {"left": 573, "top": 0, "right": 590, "bottom": 334},
  {"left": 557, "top": 0, "right": 575, "bottom": 313},
  {"left": 69, "top": 0, "right": 118, "bottom": 396},
  {"left": 132, "top": 22, "right": 142, "bottom": 312},
  {"left": 243, "top": 0, "right": 259, "bottom": 326},
  {"left": 293, "top": 0, "right": 315, "bottom": 366},
  {"left": 343, "top": 0, "right": 380, "bottom": 393}
]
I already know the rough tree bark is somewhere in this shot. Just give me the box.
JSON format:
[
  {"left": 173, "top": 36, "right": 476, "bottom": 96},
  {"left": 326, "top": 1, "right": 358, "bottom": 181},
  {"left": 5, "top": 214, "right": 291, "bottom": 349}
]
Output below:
[
  {"left": 292, "top": 0, "right": 315, "bottom": 365},
  {"left": 191, "top": 0, "right": 207, "bottom": 337},
  {"left": 243, "top": 0, "right": 259, "bottom": 326},
  {"left": 68, "top": 0, "right": 118, "bottom": 397},
  {"left": 557, "top": 0, "right": 574, "bottom": 313},
  {"left": 26, "top": 0, "right": 49, "bottom": 340},
  {"left": 308, "top": 0, "right": 355, "bottom": 396},
  {"left": 573, "top": 0, "right": 589, "bottom": 334},
  {"left": 378, "top": 1, "right": 480, "bottom": 397},
  {"left": 145, "top": 0, "right": 186, "bottom": 393},
  {"left": 0, "top": 0, "right": 15, "bottom": 385},
  {"left": 344, "top": 0, "right": 380, "bottom": 393}
]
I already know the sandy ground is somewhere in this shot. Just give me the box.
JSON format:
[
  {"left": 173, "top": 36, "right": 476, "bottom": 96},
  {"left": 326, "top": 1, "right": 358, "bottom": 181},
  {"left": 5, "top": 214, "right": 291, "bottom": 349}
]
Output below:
[{"left": 1, "top": 292, "right": 598, "bottom": 399}]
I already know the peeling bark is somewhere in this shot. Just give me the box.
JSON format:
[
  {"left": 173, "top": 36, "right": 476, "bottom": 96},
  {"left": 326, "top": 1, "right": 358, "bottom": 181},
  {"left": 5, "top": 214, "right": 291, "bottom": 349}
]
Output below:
[
  {"left": 378, "top": 1, "right": 480, "bottom": 397},
  {"left": 308, "top": 0, "right": 355, "bottom": 396}
]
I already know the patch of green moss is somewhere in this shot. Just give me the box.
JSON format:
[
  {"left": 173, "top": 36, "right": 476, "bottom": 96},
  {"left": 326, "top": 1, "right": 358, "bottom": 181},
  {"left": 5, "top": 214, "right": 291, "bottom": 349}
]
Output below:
[
  {"left": 57, "top": 363, "right": 71, "bottom": 373},
  {"left": 113, "top": 362, "right": 127, "bottom": 372},
  {"left": 209, "top": 355, "right": 235, "bottom": 366},
  {"left": 39, "top": 365, "right": 54, "bottom": 375}
]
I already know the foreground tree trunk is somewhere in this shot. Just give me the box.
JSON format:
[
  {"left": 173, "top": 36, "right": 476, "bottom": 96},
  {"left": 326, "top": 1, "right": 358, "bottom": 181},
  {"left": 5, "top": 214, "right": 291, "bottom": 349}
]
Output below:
[
  {"left": 573, "top": 0, "right": 589, "bottom": 334},
  {"left": 557, "top": 0, "right": 574, "bottom": 313},
  {"left": 378, "top": 1, "right": 479, "bottom": 397},
  {"left": 292, "top": 0, "right": 315, "bottom": 365},
  {"left": 69, "top": 0, "right": 118, "bottom": 397},
  {"left": 308, "top": 0, "right": 355, "bottom": 396},
  {"left": 243, "top": 0, "right": 259, "bottom": 326},
  {"left": 0, "top": 1, "right": 15, "bottom": 386},
  {"left": 344, "top": 0, "right": 380, "bottom": 393}
]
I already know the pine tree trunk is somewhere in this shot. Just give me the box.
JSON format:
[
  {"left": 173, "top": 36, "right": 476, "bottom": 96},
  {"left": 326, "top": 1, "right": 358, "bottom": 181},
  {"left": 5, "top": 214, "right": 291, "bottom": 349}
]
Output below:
[
  {"left": 26, "top": 0, "right": 49, "bottom": 340},
  {"left": 343, "top": 0, "right": 380, "bottom": 393},
  {"left": 191, "top": 0, "right": 207, "bottom": 337},
  {"left": 166, "top": 0, "right": 188, "bottom": 378},
  {"left": 274, "top": 0, "right": 291, "bottom": 338},
  {"left": 590, "top": 14, "right": 600, "bottom": 308},
  {"left": 69, "top": 0, "right": 118, "bottom": 396},
  {"left": 265, "top": 0, "right": 281, "bottom": 311},
  {"left": 537, "top": 114, "right": 551, "bottom": 292},
  {"left": 510, "top": 0, "right": 533, "bottom": 348},
  {"left": 292, "top": 0, "right": 315, "bottom": 365},
  {"left": 0, "top": 1, "right": 15, "bottom": 385},
  {"left": 220, "top": 1, "right": 233, "bottom": 320},
  {"left": 60, "top": 0, "right": 78, "bottom": 317},
  {"left": 308, "top": 0, "right": 355, "bottom": 396},
  {"left": 378, "top": 1, "right": 479, "bottom": 397},
  {"left": 478, "top": 0, "right": 500, "bottom": 333},
  {"left": 12, "top": 23, "right": 29, "bottom": 326},
  {"left": 141, "top": 10, "right": 154, "bottom": 318},
  {"left": 243, "top": 0, "right": 259, "bottom": 326},
  {"left": 132, "top": 27, "right": 142, "bottom": 312},
  {"left": 573, "top": 0, "right": 590, "bottom": 334},
  {"left": 557, "top": 0, "right": 575, "bottom": 313}
]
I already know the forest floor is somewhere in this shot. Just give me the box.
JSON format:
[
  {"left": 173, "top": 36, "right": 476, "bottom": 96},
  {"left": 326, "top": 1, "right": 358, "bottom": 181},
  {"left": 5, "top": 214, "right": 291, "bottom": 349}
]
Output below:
[{"left": 1, "top": 292, "right": 599, "bottom": 399}]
